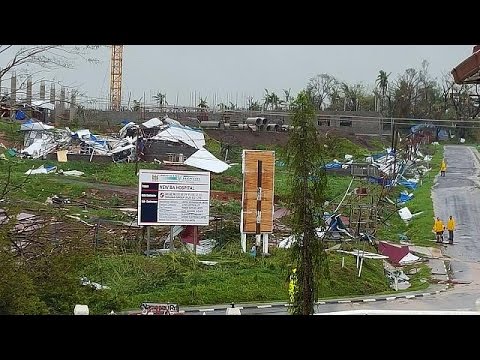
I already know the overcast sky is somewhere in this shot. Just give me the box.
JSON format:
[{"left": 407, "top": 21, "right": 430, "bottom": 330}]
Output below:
[{"left": 0, "top": 45, "right": 474, "bottom": 108}]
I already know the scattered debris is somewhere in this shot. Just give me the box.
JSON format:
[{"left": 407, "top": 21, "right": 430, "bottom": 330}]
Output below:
[
  {"left": 80, "top": 277, "right": 110, "bottom": 290},
  {"left": 398, "top": 207, "right": 413, "bottom": 221},
  {"left": 184, "top": 239, "right": 217, "bottom": 255},
  {"left": 184, "top": 147, "right": 230, "bottom": 173},
  {"left": 199, "top": 260, "right": 218, "bottom": 266},
  {"left": 378, "top": 241, "right": 420, "bottom": 266},
  {"left": 60, "top": 170, "right": 85, "bottom": 177},
  {"left": 25, "top": 164, "right": 57, "bottom": 175}
]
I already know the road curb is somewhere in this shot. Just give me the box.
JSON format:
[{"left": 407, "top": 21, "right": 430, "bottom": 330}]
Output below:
[{"left": 179, "top": 284, "right": 451, "bottom": 313}]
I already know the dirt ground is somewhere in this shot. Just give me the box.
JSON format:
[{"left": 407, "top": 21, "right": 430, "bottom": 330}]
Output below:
[
  {"left": 205, "top": 128, "right": 385, "bottom": 150},
  {"left": 0, "top": 132, "right": 16, "bottom": 149}
]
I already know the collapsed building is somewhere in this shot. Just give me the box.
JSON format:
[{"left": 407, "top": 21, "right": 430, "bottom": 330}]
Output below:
[{"left": 16, "top": 116, "right": 230, "bottom": 173}]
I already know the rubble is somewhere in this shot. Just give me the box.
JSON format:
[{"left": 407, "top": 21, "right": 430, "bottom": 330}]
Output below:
[
  {"left": 80, "top": 277, "right": 110, "bottom": 290},
  {"left": 25, "top": 164, "right": 57, "bottom": 175},
  {"left": 14, "top": 117, "right": 230, "bottom": 173}
]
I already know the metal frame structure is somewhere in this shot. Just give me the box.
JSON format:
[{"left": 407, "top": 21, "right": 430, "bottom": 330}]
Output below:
[{"left": 110, "top": 45, "right": 123, "bottom": 111}]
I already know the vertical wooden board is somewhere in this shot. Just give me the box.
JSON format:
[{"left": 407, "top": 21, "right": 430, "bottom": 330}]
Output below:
[{"left": 242, "top": 150, "right": 275, "bottom": 234}]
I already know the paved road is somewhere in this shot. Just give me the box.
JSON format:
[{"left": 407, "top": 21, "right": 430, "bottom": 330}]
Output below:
[
  {"left": 201, "top": 145, "right": 480, "bottom": 315},
  {"left": 315, "top": 145, "right": 480, "bottom": 314}
]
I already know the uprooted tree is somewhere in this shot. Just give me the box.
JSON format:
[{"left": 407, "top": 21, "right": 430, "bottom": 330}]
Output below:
[{"left": 284, "top": 90, "right": 329, "bottom": 315}]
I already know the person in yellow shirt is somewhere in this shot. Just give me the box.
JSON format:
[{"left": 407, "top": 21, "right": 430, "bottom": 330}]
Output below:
[
  {"left": 288, "top": 267, "right": 297, "bottom": 312},
  {"left": 447, "top": 215, "right": 455, "bottom": 244},
  {"left": 440, "top": 159, "right": 447, "bottom": 177},
  {"left": 433, "top": 217, "right": 445, "bottom": 243}
]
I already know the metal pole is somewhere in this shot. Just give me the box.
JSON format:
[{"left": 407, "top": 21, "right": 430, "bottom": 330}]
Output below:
[
  {"left": 146, "top": 226, "right": 150, "bottom": 255},
  {"left": 358, "top": 257, "right": 364, "bottom": 277},
  {"left": 169, "top": 225, "right": 174, "bottom": 250},
  {"left": 193, "top": 225, "right": 198, "bottom": 255}
]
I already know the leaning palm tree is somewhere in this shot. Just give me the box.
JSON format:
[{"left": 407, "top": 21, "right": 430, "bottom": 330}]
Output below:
[
  {"left": 152, "top": 92, "right": 167, "bottom": 109},
  {"left": 263, "top": 89, "right": 271, "bottom": 111},
  {"left": 376, "top": 70, "right": 390, "bottom": 113}
]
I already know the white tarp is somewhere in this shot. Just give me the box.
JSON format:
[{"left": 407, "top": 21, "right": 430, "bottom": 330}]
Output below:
[
  {"left": 25, "top": 165, "right": 57, "bottom": 175},
  {"left": 279, "top": 235, "right": 297, "bottom": 249},
  {"left": 73, "top": 129, "right": 91, "bottom": 139},
  {"left": 62, "top": 170, "right": 85, "bottom": 177},
  {"left": 153, "top": 126, "right": 205, "bottom": 149},
  {"left": 163, "top": 117, "right": 182, "bottom": 126},
  {"left": 119, "top": 122, "right": 137, "bottom": 138},
  {"left": 20, "top": 122, "right": 54, "bottom": 131},
  {"left": 184, "top": 147, "right": 230, "bottom": 173},
  {"left": 142, "top": 117, "right": 162, "bottom": 128},
  {"left": 399, "top": 252, "right": 420, "bottom": 265},
  {"left": 32, "top": 100, "right": 55, "bottom": 111},
  {"left": 21, "top": 139, "right": 57, "bottom": 159},
  {"left": 398, "top": 207, "right": 413, "bottom": 221},
  {"left": 185, "top": 239, "right": 216, "bottom": 255}
]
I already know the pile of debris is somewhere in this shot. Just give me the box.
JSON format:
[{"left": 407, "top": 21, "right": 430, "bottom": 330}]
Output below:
[{"left": 10, "top": 116, "right": 231, "bottom": 174}]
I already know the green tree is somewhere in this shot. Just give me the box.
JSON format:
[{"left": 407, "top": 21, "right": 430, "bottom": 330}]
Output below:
[
  {"left": 247, "top": 97, "right": 262, "bottom": 111},
  {"left": 284, "top": 90, "right": 329, "bottom": 315},
  {"left": 376, "top": 70, "right": 390, "bottom": 113},
  {"left": 306, "top": 74, "right": 338, "bottom": 111}
]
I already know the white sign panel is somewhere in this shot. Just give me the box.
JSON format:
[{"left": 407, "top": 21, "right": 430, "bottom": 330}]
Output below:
[{"left": 137, "top": 170, "right": 210, "bottom": 226}]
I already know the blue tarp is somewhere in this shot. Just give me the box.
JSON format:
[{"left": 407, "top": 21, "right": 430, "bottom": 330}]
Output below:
[
  {"left": 15, "top": 110, "right": 26, "bottom": 120},
  {"left": 371, "top": 153, "right": 385, "bottom": 160},
  {"left": 324, "top": 162, "right": 342, "bottom": 169},
  {"left": 438, "top": 128, "right": 449, "bottom": 140},
  {"left": 120, "top": 119, "right": 130, "bottom": 126},
  {"left": 368, "top": 176, "right": 393, "bottom": 187},
  {"left": 411, "top": 123, "right": 436, "bottom": 134},
  {"left": 398, "top": 192, "right": 414, "bottom": 203},
  {"left": 399, "top": 180, "right": 417, "bottom": 190}
]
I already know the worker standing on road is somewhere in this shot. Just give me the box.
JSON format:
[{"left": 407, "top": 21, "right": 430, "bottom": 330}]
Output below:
[
  {"left": 447, "top": 215, "right": 456, "bottom": 244},
  {"left": 440, "top": 159, "right": 447, "bottom": 177},
  {"left": 433, "top": 217, "right": 445, "bottom": 243}
]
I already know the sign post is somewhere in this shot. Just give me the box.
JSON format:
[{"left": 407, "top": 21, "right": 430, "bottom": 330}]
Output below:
[
  {"left": 240, "top": 150, "right": 275, "bottom": 255},
  {"left": 138, "top": 170, "right": 210, "bottom": 253}
]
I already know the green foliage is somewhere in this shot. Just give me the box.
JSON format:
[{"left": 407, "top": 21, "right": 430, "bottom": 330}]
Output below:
[
  {"left": 0, "top": 250, "right": 48, "bottom": 314},
  {"left": 0, "top": 120, "right": 23, "bottom": 145},
  {"left": 284, "top": 90, "right": 329, "bottom": 315},
  {"left": 323, "top": 137, "right": 371, "bottom": 160}
]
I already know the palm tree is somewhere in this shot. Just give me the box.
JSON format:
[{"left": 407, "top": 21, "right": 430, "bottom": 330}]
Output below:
[
  {"left": 152, "top": 92, "right": 167, "bottom": 109},
  {"left": 376, "top": 70, "right": 390, "bottom": 113},
  {"left": 283, "top": 88, "right": 292, "bottom": 110},
  {"left": 263, "top": 89, "right": 271, "bottom": 110},
  {"left": 198, "top": 97, "right": 208, "bottom": 109},
  {"left": 269, "top": 92, "right": 280, "bottom": 110},
  {"left": 132, "top": 99, "right": 142, "bottom": 111}
]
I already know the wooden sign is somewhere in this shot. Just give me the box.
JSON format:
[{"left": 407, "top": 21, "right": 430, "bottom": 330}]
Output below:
[{"left": 241, "top": 150, "right": 275, "bottom": 234}]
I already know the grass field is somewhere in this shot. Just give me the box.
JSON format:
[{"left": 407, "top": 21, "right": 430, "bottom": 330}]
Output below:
[{"left": 0, "top": 119, "right": 442, "bottom": 314}]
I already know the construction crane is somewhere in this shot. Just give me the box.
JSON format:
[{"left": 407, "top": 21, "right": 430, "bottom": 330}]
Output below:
[{"left": 110, "top": 45, "right": 123, "bottom": 111}]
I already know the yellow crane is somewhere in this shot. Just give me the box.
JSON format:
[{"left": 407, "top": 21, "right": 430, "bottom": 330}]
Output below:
[{"left": 110, "top": 45, "right": 123, "bottom": 111}]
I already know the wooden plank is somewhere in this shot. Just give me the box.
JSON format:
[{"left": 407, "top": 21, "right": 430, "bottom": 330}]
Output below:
[
  {"left": 242, "top": 150, "right": 275, "bottom": 234},
  {"left": 242, "top": 190, "right": 274, "bottom": 201},
  {"left": 244, "top": 176, "right": 274, "bottom": 191}
]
